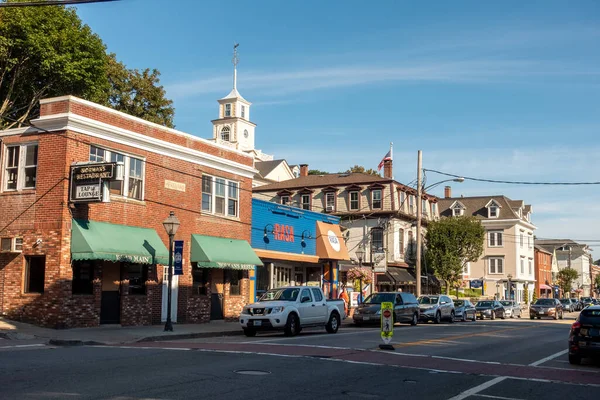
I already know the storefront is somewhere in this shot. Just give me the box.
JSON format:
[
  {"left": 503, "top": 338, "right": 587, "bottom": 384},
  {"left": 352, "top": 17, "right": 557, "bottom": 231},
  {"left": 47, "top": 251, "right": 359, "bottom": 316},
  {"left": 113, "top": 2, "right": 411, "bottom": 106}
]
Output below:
[
  {"left": 251, "top": 199, "right": 350, "bottom": 301},
  {"left": 376, "top": 266, "right": 416, "bottom": 293}
]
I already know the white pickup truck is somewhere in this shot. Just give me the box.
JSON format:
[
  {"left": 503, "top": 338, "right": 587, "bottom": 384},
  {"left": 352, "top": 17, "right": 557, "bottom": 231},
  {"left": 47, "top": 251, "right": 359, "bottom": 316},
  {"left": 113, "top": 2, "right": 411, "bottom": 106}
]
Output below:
[{"left": 239, "top": 286, "right": 346, "bottom": 337}]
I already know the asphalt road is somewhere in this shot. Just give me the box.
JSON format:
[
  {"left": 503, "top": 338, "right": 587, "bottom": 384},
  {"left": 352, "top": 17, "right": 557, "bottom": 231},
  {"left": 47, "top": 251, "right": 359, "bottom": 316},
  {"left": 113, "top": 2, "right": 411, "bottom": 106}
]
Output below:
[{"left": 0, "top": 315, "right": 598, "bottom": 400}]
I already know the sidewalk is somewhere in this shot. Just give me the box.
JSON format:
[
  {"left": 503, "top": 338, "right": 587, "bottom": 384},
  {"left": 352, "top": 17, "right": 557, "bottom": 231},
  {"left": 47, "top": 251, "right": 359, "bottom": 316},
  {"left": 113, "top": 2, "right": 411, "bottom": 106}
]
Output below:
[{"left": 0, "top": 317, "right": 356, "bottom": 346}]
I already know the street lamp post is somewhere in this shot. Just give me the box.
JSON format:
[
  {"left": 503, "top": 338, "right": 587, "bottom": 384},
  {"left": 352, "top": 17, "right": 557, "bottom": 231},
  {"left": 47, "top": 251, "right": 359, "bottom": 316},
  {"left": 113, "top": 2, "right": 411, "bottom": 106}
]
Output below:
[
  {"left": 356, "top": 247, "right": 365, "bottom": 304},
  {"left": 496, "top": 282, "right": 500, "bottom": 300},
  {"left": 507, "top": 273, "right": 513, "bottom": 301},
  {"left": 162, "top": 211, "right": 180, "bottom": 332}
]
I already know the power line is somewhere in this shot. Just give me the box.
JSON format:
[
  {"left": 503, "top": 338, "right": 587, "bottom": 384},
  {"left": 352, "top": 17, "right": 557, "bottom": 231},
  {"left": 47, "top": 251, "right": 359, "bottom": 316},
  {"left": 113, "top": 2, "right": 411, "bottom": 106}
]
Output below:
[
  {"left": 0, "top": 0, "right": 119, "bottom": 7},
  {"left": 424, "top": 168, "right": 600, "bottom": 186}
]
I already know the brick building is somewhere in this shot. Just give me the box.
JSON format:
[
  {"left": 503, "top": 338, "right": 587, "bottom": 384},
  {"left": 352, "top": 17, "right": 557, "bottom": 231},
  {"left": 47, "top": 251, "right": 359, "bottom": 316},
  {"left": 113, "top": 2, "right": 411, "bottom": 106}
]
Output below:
[
  {"left": 534, "top": 245, "right": 553, "bottom": 298},
  {"left": 0, "top": 95, "right": 261, "bottom": 328}
]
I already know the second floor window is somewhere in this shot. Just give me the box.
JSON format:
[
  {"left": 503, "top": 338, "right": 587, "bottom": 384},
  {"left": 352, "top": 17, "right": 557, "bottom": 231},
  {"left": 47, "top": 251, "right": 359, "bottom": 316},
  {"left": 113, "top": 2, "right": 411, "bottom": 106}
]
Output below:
[
  {"left": 422, "top": 199, "right": 428, "bottom": 215},
  {"left": 280, "top": 195, "right": 290, "bottom": 205},
  {"left": 4, "top": 143, "right": 38, "bottom": 191},
  {"left": 372, "top": 189, "right": 382, "bottom": 209},
  {"left": 399, "top": 191, "right": 406, "bottom": 209},
  {"left": 489, "top": 257, "right": 503, "bottom": 274},
  {"left": 325, "top": 192, "right": 335, "bottom": 211},
  {"left": 349, "top": 191, "right": 359, "bottom": 211},
  {"left": 409, "top": 195, "right": 415, "bottom": 212},
  {"left": 201, "top": 175, "right": 239, "bottom": 217},
  {"left": 520, "top": 258, "right": 525, "bottom": 274},
  {"left": 431, "top": 203, "right": 437, "bottom": 216},
  {"left": 528, "top": 235, "right": 533, "bottom": 249},
  {"left": 489, "top": 231, "right": 503, "bottom": 247},
  {"left": 371, "top": 228, "right": 383, "bottom": 253},
  {"left": 225, "top": 103, "right": 231, "bottom": 117},
  {"left": 520, "top": 233, "right": 524, "bottom": 248},
  {"left": 301, "top": 194, "right": 311, "bottom": 210},
  {"left": 89, "top": 146, "right": 144, "bottom": 200},
  {"left": 528, "top": 259, "right": 533, "bottom": 275},
  {"left": 220, "top": 126, "right": 230, "bottom": 141},
  {"left": 398, "top": 228, "right": 404, "bottom": 255}
]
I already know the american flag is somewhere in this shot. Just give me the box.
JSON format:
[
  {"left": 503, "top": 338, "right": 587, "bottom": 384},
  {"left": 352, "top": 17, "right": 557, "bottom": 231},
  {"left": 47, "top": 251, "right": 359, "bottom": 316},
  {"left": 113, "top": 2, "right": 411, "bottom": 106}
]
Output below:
[{"left": 377, "top": 150, "right": 392, "bottom": 171}]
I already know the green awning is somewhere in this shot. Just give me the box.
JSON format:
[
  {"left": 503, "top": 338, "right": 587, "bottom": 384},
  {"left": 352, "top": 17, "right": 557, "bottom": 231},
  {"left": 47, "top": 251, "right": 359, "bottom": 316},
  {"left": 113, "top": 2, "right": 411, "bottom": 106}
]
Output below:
[
  {"left": 191, "top": 234, "right": 263, "bottom": 270},
  {"left": 71, "top": 219, "right": 169, "bottom": 265}
]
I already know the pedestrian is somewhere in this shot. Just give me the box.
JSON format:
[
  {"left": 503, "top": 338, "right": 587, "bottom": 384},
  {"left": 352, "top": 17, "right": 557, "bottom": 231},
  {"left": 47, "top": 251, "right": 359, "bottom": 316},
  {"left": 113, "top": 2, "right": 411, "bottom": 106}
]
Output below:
[{"left": 339, "top": 284, "right": 349, "bottom": 316}]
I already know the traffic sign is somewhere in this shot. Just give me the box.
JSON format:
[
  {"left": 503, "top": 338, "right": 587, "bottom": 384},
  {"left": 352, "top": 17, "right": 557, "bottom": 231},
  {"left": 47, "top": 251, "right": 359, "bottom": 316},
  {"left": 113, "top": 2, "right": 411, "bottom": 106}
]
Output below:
[{"left": 380, "top": 301, "right": 393, "bottom": 345}]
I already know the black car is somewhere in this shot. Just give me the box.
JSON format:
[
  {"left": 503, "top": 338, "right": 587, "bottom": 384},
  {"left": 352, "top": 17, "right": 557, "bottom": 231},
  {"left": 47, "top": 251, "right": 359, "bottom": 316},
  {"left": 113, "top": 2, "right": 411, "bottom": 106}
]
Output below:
[
  {"left": 353, "top": 292, "right": 419, "bottom": 326},
  {"left": 475, "top": 300, "right": 505, "bottom": 320},
  {"left": 581, "top": 297, "right": 594, "bottom": 309},
  {"left": 530, "top": 298, "right": 564, "bottom": 320},
  {"left": 454, "top": 299, "right": 477, "bottom": 322},
  {"left": 568, "top": 305, "right": 600, "bottom": 364}
]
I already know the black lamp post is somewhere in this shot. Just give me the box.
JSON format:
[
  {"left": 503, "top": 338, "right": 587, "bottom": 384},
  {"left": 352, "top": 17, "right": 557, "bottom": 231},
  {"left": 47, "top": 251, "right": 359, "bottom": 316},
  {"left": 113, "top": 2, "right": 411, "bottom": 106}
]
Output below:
[
  {"left": 356, "top": 247, "right": 365, "bottom": 304},
  {"left": 163, "top": 211, "right": 180, "bottom": 332},
  {"left": 507, "top": 274, "right": 513, "bottom": 301}
]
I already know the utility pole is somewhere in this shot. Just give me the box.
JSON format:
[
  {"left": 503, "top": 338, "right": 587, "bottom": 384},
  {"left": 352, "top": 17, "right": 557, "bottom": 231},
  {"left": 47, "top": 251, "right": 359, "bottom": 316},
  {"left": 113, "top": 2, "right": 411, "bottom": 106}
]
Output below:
[{"left": 416, "top": 150, "right": 422, "bottom": 297}]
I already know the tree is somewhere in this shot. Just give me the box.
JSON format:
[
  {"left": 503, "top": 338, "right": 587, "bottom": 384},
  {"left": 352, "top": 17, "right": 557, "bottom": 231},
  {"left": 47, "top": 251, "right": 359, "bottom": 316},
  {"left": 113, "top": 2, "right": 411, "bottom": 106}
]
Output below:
[
  {"left": 425, "top": 216, "right": 485, "bottom": 294},
  {"left": 346, "top": 165, "right": 380, "bottom": 176},
  {"left": 0, "top": 2, "right": 175, "bottom": 128},
  {"left": 523, "top": 284, "right": 529, "bottom": 304},
  {"left": 308, "top": 169, "right": 330, "bottom": 175},
  {"left": 594, "top": 274, "right": 600, "bottom": 291},
  {"left": 556, "top": 268, "right": 579, "bottom": 296}
]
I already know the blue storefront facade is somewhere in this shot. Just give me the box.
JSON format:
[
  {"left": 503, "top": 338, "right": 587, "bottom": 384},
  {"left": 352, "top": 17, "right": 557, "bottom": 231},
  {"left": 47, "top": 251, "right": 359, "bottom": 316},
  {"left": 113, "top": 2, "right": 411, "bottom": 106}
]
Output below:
[{"left": 251, "top": 199, "right": 350, "bottom": 301}]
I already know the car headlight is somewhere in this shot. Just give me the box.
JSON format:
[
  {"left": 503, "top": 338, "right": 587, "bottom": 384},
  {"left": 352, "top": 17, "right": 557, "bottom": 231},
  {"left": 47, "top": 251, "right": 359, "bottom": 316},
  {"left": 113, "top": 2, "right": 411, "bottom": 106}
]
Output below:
[
  {"left": 241, "top": 307, "right": 251, "bottom": 315},
  {"left": 548, "top": 308, "right": 555, "bottom": 312},
  {"left": 483, "top": 309, "right": 491, "bottom": 314},
  {"left": 269, "top": 306, "right": 285, "bottom": 314}
]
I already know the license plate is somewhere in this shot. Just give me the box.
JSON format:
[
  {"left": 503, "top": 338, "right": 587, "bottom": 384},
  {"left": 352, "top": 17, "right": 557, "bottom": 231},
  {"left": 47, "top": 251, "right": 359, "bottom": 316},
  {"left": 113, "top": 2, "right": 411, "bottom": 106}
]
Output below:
[
  {"left": 539, "top": 311, "right": 545, "bottom": 315},
  {"left": 363, "top": 316, "right": 370, "bottom": 321},
  {"left": 254, "top": 320, "right": 262, "bottom": 326}
]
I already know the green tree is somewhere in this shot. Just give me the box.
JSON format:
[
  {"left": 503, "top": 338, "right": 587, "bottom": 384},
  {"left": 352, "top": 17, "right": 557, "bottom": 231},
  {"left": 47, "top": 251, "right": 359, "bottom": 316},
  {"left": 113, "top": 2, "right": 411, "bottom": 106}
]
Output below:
[
  {"left": 556, "top": 268, "right": 579, "bottom": 296},
  {"left": 523, "top": 285, "right": 529, "bottom": 304},
  {"left": 346, "top": 165, "right": 380, "bottom": 176},
  {"left": 308, "top": 169, "right": 330, "bottom": 175},
  {"left": 594, "top": 274, "right": 600, "bottom": 291},
  {"left": 425, "top": 216, "right": 485, "bottom": 294}
]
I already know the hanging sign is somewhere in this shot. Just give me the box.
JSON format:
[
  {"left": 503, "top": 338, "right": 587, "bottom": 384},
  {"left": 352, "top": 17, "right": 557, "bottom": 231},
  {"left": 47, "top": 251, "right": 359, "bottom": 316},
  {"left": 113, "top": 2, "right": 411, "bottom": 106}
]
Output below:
[
  {"left": 380, "top": 301, "right": 394, "bottom": 344},
  {"left": 174, "top": 240, "right": 184, "bottom": 275}
]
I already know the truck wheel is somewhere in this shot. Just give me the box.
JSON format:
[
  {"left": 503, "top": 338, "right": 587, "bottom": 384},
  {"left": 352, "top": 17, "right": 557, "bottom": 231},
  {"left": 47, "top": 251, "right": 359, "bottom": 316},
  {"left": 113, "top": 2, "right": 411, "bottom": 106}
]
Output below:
[
  {"left": 243, "top": 328, "right": 257, "bottom": 337},
  {"left": 411, "top": 313, "right": 418, "bottom": 326},
  {"left": 326, "top": 312, "right": 340, "bottom": 333},
  {"left": 284, "top": 313, "right": 299, "bottom": 337}
]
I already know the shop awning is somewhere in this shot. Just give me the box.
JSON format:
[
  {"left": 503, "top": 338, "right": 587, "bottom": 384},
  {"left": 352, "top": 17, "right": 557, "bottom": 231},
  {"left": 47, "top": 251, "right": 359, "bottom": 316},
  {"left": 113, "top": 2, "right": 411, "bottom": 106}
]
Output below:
[
  {"left": 315, "top": 221, "right": 350, "bottom": 261},
  {"left": 377, "top": 267, "right": 416, "bottom": 285},
  {"left": 539, "top": 284, "right": 552, "bottom": 290},
  {"left": 254, "top": 249, "right": 320, "bottom": 264},
  {"left": 191, "top": 234, "right": 263, "bottom": 270},
  {"left": 71, "top": 219, "right": 169, "bottom": 265}
]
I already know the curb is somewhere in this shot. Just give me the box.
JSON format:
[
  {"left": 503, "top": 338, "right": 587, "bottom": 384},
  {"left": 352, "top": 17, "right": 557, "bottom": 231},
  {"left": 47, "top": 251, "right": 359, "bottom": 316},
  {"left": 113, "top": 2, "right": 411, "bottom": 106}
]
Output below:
[
  {"left": 48, "top": 339, "right": 106, "bottom": 346},
  {"left": 136, "top": 329, "right": 244, "bottom": 343}
]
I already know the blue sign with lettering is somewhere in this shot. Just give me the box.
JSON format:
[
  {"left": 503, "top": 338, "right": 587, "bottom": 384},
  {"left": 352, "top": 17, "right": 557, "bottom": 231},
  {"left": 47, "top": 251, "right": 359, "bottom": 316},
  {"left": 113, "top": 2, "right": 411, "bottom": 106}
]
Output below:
[
  {"left": 174, "top": 240, "right": 184, "bottom": 275},
  {"left": 470, "top": 279, "right": 483, "bottom": 289}
]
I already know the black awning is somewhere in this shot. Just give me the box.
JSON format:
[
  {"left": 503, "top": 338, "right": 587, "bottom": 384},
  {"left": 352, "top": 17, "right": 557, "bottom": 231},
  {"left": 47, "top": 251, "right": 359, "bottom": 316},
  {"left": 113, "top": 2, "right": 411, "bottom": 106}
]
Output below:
[{"left": 377, "top": 267, "right": 416, "bottom": 285}]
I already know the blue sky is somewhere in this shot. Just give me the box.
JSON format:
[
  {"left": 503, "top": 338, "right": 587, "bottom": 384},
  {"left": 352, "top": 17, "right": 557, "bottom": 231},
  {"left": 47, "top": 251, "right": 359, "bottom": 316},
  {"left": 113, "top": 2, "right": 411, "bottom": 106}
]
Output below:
[{"left": 77, "top": 0, "right": 600, "bottom": 257}]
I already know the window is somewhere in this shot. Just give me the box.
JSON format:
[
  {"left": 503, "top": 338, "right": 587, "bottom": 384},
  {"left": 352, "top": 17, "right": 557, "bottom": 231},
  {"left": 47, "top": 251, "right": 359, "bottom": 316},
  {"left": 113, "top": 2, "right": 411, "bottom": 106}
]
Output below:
[
  {"left": 422, "top": 199, "right": 428, "bottom": 215},
  {"left": 398, "top": 228, "right": 405, "bottom": 255},
  {"left": 463, "top": 262, "right": 470, "bottom": 275},
  {"left": 349, "top": 191, "right": 359, "bottom": 211},
  {"left": 371, "top": 228, "right": 383, "bottom": 252},
  {"left": 280, "top": 195, "right": 290, "bottom": 205},
  {"left": 127, "top": 264, "right": 148, "bottom": 295},
  {"left": 528, "top": 235, "right": 532, "bottom": 249},
  {"left": 1, "top": 237, "right": 21, "bottom": 252},
  {"left": 241, "top": 105, "right": 246, "bottom": 118},
  {"left": 24, "top": 256, "right": 45, "bottom": 293},
  {"left": 431, "top": 203, "right": 437, "bottom": 216},
  {"left": 372, "top": 189, "right": 382, "bottom": 209},
  {"left": 489, "top": 206, "right": 498, "bottom": 218},
  {"left": 225, "top": 103, "right": 231, "bottom": 117},
  {"left": 301, "top": 194, "right": 311, "bottom": 210},
  {"left": 409, "top": 195, "right": 415, "bottom": 212},
  {"left": 89, "top": 146, "right": 144, "bottom": 200},
  {"left": 227, "top": 270, "right": 243, "bottom": 296},
  {"left": 72, "top": 261, "right": 94, "bottom": 295},
  {"left": 220, "top": 126, "right": 230, "bottom": 141},
  {"left": 311, "top": 288, "right": 323, "bottom": 302},
  {"left": 192, "top": 265, "right": 209, "bottom": 295},
  {"left": 4, "top": 144, "right": 38, "bottom": 191},
  {"left": 489, "top": 258, "right": 503, "bottom": 274},
  {"left": 300, "top": 288, "right": 312, "bottom": 302},
  {"left": 489, "top": 231, "right": 503, "bottom": 247},
  {"left": 202, "top": 175, "right": 239, "bottom": 217},
  {"left": 408, "top": 231, "right": 414, "bottom": 251},
  {"left": 325, "top": 192, "right": 335, "bottom": 211},
  {"left": 528, "top": 259, "right": 533, "bottom": 275},
  {"left": 1, "top": 238, "right": 10, "bottom": 251},
  {"left": 453, "top": 206, "right": 463, "bottom": 217},
  {"left": 399, "top": 191, "right": 406, "bottom": 209},
  {"left": 520, "top": 233, "right": 524, "bottom": 248},
  {"left": 520, "top": 258, "right": 525, "bottom": 274}
]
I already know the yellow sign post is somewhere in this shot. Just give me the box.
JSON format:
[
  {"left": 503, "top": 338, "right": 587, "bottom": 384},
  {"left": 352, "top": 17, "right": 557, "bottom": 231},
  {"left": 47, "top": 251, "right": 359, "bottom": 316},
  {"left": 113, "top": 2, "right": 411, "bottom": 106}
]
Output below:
[{"left": 380, "top": 302, "right": 394, "bottom": 349}]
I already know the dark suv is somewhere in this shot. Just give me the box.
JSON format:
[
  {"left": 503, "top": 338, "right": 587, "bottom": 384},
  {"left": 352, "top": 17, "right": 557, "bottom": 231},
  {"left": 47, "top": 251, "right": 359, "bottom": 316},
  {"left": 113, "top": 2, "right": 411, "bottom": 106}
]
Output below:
[
  {"left": 530, "top": 298, "right": 564, "bottom": 320},
  {"left": 353, "top": 292, "right": 420, "bottom": 326},
  {"left": 568, "top": 305, "right": 600, "bottom": 364}
]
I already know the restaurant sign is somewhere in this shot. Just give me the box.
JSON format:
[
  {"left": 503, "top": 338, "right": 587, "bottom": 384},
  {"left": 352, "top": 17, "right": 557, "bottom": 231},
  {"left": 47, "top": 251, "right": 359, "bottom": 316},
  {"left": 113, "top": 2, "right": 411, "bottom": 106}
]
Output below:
[{"left": 69, "top": 162, "right": 118, "bottom": 203}]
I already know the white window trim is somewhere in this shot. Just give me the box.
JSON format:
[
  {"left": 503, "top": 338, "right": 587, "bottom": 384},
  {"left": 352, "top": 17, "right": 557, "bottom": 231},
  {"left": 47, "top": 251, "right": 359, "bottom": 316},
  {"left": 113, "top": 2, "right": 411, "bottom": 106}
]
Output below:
[
  {"left": 301, "top": 194, "right": 311, "bottom": 210},
  {"left": 325, "top": 192, "right": 336, "bottom": 210},
  {"left": 488, "top": 206, "right": 499, "bottom": 218},
  {"left": 488, "top": 230, "right": 503, "bottom": 247},
  {"left": 372, "top": 189, "right": 382, "bottom": 209},
  {"left": 2, "top": 142, "right": 38, "bottom": 192},
  {"left": 280, "top": 195, "right": 290, "bottom": 205},
  {"left": 224, "top": 103, "right": 232, "bottom": 117},
  {"left": 201, "top": 174, "right": 239, "bottom": 218},
  {"left": 528, "top": 259, "right": 533, "bottom": 275},
  {"left": 453, "top": 207, "right": 463, "bottom": 217},
  {"left": 520, "top": 257, "right": 525, "bottom": 274},
  {"left": 89, "top": 145, "right": 145, "bottom": 201},
  {"left": 520, "top": 233, "right": 524, "bottom": 248},
  {"left": 349, "top": 191, "right": 359, "bottom": 211},
  {"left": 488, "top": 257, "right": 504, "bottom": 274}
]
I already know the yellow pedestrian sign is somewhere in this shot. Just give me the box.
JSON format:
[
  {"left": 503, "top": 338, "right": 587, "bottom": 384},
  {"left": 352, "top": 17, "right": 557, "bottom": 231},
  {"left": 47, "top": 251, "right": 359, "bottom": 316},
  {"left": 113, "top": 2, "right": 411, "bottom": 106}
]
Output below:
[{"left": 380, "top": 301, "right": 393, "bottom": 345}]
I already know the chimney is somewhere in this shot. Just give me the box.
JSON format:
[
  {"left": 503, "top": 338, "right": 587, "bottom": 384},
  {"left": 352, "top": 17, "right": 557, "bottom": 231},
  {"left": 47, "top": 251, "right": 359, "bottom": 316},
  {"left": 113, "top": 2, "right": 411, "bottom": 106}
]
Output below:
[
  {"left": 300, "top": 164, "right": 309, "bottom": 177},
  {"left": 383, "top": 159, "right": 393, "bottom": 179},
  {"left": 444, "top": 186, "right": 452, "bottom": 198}
]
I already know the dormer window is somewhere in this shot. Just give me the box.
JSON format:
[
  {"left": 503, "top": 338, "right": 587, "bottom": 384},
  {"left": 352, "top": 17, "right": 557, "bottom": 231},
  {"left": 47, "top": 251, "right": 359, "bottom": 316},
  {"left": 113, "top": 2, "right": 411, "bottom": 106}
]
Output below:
[
  {"left": 453, "top": 207, "right": 463, "bottom": 217},
  {"left": 225, "top": 103, "right": 231, "bottom": 117},
  {"left": 280, "top": 196, "right": 290, "bottom": 205},
  {"left": 372, "top": 189, "right": 382, "bottom": 209},
  {"left": 489, "top": 206, "right": 498, "bottom": 218},
  {"left": 486, "top": 200, "right": 501, "bottom": 218},
  {"left": 220, "top": 126, "right": 230, "bottom": 141}
]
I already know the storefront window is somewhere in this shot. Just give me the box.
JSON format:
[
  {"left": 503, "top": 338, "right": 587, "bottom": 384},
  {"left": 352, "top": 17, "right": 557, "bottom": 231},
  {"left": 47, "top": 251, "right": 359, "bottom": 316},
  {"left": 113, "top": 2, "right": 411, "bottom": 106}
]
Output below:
[
  {"left": 72, "top": 261, "right": 94, "bottom": 295},
  {"left": 192, "top": 265, "right": 209, "bottom": 295},
  {"left": 127, "top": 264, "right": 148, "bottom": 295},
  {"left": 227, "top": 270, "right": 243, "bottom": 295}
]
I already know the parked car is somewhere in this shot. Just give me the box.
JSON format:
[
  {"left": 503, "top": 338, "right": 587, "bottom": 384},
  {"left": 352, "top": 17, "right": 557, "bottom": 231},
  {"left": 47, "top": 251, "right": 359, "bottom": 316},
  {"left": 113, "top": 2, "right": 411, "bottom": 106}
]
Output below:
[
  {"left": 240, "top": 286, "right": 345, "bottom": 337},
  {"left": 453, "top": 299, "right": 476, "bottom": 322},
  {"left": 475, "top": 300, "right": 506, "bottom": 320},
  {"left": 571, "top": 298, "right": 583, "bottom": 311},
  {"left": 530, "top": 298, "right": 564, "bottom": 320},
  {"left": 560, "top": 298, "right": 574, "bottom": 313},
  {"left": 581, "top": 297, "right": 594, "bottom": 309},
  {"left": 418, "top": 295, "right": 455, "bottom": 324},
  {"left": 568, "top": 305, "right": 600, "bottom": 365},
  {"left": 353, "top": 292, "right": 419, "bottom": 326},
  {"left": 500, "top": 300, "right": 521, "bottom": 318}
]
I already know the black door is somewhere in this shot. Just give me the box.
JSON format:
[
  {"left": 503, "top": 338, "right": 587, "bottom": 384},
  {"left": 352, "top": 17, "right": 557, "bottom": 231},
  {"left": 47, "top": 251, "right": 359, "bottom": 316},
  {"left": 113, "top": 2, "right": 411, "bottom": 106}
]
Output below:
[
  {"left": 100, "top": 291, "right": 120, "bottom": 324},
  {"left": 211, "top": 293, "right": 224, "bottom": 320}
]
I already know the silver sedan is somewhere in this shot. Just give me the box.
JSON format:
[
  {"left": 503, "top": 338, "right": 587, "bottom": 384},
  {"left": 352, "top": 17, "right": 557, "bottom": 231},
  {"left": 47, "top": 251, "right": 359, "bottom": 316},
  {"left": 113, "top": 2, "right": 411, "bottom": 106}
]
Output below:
[{"left": 500, "top": 300, "right": 522, "bottom": 318}]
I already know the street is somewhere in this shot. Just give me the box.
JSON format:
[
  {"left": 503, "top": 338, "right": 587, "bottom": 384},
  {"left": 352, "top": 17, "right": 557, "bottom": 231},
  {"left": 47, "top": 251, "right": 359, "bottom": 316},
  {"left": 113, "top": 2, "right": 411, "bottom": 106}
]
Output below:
[{"left": 1, "top": 316, "right": 598, "bottom": 400}]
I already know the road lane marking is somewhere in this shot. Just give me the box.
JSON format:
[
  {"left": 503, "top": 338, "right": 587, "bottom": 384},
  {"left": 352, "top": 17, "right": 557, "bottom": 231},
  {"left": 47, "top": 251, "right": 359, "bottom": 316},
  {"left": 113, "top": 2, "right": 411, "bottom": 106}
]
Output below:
[
  {"left": 393, "top": 326, "right": 530, "bottom": 347},
  {"left": 0, "top": 343, "right": 47, "bottom": 349},
  {"left": 241, "top": 329, "right": 374, "bottom": 344},
  {"left": 528, "top": 349, "right": 568, "bottom": 366},
  {"left": 473, "top": 395, "right": 525, "bottom": 400}
]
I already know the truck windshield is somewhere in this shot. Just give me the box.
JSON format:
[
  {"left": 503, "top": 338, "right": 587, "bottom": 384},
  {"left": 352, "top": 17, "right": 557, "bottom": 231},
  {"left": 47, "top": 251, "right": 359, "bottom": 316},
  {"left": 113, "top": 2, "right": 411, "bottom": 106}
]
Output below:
[
  {"left": 363, "top": 293, "right": 395, "bottom": 304},
  {"left": 259, "top": 288, "right": 300, "bottom": 302}
]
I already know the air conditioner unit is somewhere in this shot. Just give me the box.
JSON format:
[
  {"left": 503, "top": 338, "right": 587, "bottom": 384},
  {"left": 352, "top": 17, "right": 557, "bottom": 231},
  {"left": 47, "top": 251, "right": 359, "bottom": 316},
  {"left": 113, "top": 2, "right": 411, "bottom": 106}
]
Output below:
[
  {"left": 326, "top": 205, "right": 334, "bottom": 212},
  {"left": 113, "top": 161, "right": 125, "bottom": 181},
  {"left": 0, "top": 237, "right": 23, "bottom": 253}
]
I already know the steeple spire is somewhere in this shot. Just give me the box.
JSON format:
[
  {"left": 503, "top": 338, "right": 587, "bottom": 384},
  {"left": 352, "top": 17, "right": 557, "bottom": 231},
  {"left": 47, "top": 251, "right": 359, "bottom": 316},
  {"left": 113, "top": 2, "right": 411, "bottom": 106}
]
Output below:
[{"left": 232, "top": 43, "right": 239, "bottom": 90}]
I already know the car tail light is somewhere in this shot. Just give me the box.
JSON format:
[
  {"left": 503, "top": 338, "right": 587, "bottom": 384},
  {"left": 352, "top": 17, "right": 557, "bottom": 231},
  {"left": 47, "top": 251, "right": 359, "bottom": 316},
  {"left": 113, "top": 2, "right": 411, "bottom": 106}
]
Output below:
[{"left": 570, "top": 321, "right": 581, "bottom": 335}]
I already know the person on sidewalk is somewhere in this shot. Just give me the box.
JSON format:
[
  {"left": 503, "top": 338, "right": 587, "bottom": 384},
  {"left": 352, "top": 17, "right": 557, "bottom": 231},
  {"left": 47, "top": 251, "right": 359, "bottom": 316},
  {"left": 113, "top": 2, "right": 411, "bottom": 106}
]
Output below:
[{"left": 339, "top": 284, "right": 349, "bottom": 317}]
